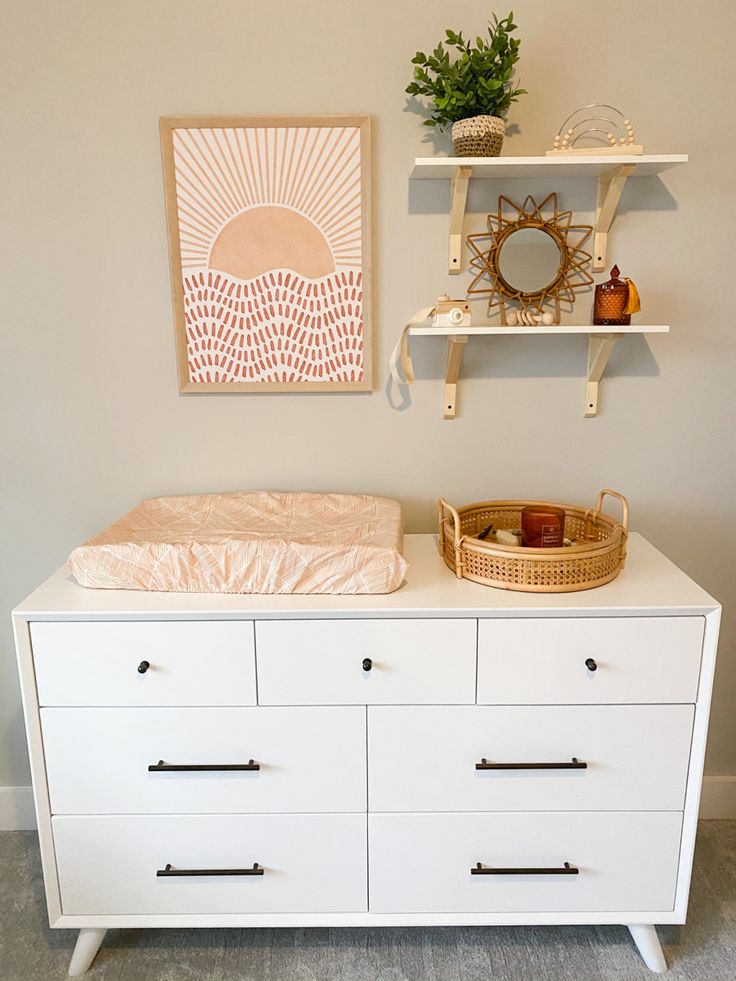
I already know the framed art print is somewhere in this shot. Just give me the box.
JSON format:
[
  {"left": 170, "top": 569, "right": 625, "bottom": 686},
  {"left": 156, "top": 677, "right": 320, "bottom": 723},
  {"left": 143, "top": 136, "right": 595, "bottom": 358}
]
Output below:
[{"left": 160, "top": 115, "right": 371, "bottom": 392}]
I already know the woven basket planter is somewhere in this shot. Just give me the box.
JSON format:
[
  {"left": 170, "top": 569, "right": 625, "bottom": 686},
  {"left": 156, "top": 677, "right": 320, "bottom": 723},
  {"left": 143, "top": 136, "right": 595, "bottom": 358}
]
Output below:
[
  {"left": 438, "top": 490, "right": 629, "bottom": 593},
  {"left": 452, "top": 115, "right": 505, "bottom": 156}
]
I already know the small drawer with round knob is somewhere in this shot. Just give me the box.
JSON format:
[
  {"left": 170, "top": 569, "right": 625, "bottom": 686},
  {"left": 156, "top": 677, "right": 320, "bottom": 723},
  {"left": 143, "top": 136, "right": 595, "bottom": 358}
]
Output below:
[
  {"left": 31, "top": 621, "right": 256, "bottom": 706},
  {"left": 477, "top": 617, "right": 704, "bottom": 705},
  {"left": 255, "top": 619, "right": 477, "bottom": 705}
]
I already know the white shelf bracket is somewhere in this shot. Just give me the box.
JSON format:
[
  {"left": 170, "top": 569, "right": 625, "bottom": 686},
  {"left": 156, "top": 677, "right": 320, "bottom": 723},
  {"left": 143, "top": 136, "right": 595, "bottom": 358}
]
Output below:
[
  {"left": 443, "top": 334, "right": 468, "bottom": 418},
  {"left": 585, "top": 332, "right": 623, "bottom": 417},
  {"left": 448, "top": 166, "right": 471, "bottom": 274},
  {"left": 594, "top": 163, "right": 636, "bottom": 271}
]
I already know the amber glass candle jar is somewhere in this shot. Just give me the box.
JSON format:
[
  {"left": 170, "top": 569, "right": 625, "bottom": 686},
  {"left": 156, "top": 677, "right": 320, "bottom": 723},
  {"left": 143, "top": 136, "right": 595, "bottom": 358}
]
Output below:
[
  {"left": 594, "top": 265, "right": 631, "bottom": 326},
  {"left": 521, "top": 505, "right": 566, "bottom": 548}
]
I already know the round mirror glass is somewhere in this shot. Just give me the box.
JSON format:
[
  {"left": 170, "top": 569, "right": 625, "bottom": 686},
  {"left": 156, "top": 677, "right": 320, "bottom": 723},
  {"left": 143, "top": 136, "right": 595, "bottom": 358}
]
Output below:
[{"left": 498, "top": 227, "right": 563, "bottom": 294}]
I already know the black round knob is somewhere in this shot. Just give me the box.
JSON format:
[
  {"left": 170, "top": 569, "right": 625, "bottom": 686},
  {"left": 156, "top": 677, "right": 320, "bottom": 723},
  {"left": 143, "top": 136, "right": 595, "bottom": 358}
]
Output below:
[
  {"left": 585, "top": 658, "right": 598, "bottom": 672},
  {"left": 137, "top": 660, "right": 150, "bottom": 674},
  {"left": 362, "top": 657, "right": 372, "bottom": 672}
]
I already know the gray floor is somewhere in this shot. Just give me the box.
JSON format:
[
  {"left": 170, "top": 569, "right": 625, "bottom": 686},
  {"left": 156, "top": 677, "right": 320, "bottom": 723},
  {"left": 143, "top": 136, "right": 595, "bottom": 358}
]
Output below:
[{"left": 1, "top": 822, "right": 734, "bottom": 981}]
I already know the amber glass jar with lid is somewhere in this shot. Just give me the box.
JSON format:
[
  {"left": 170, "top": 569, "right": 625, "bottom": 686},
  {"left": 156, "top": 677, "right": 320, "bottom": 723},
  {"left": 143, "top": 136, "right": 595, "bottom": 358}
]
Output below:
[{"left": 593, "top": 265, "right": 641, "bottom": 326}]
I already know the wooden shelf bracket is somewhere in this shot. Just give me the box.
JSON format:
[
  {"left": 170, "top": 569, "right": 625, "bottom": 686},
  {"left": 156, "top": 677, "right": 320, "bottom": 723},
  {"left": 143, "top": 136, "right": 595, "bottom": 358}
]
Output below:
[
  {"left": 411, "top": 155, "right": 687, "bottom": 277},
  {"left": 391, "top": 324, "right": 667, "bottom": 420},
  {"left": 594, "top": 164, "right": 636, "bottom": 271},
  {"left": 443, "top": 334, "right": 469, "bottom": 418},
  {"left": 585, "top": 332, "right": 623, "bottom": 417},
  {"left": 448, "top": 166, "right": 471, "bottom": 274}
]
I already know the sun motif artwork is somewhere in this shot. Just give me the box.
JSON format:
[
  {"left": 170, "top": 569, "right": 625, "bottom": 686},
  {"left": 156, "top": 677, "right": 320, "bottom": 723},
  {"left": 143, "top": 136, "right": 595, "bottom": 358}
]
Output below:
[{"left": 161, "top": 116, "right": 371, "bottom": 391}]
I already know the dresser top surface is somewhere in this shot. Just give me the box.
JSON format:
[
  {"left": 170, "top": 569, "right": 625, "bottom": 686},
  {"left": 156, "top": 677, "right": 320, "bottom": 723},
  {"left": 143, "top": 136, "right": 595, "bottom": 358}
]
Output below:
[{"left": 13, "top": 533, "right": 719, "bottom": 621}]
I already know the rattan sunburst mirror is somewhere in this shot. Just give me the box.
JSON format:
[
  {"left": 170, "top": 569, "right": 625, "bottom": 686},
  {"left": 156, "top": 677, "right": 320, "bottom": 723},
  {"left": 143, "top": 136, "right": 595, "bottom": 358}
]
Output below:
[{"left": 467, "top": 193, "right": 593, "bottom": 325}]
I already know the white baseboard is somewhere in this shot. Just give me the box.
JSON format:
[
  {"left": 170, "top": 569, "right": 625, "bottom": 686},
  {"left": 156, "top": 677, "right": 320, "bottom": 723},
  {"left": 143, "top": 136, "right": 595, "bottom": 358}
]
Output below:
[
  {"left": 699, "top": 775, "right": 736, "bottom": 819},
  {"left": 0, "top": 786, "right": 36, "bottom": 830},
  {"left": 0, "top": 778, "right": 734, "bottom": 831}
]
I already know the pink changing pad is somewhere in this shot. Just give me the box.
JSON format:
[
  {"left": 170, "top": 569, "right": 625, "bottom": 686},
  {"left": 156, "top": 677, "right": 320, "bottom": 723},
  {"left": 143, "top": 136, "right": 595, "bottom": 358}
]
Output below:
[{"left": 68, "top": 492, "right": 408, "bottom": 594}]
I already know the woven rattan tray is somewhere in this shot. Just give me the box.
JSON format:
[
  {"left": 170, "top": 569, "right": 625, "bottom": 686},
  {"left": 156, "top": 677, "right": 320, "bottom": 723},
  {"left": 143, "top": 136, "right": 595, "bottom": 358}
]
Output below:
[{"left": 439, "top": 489, "right": 629, "bottom": 593}]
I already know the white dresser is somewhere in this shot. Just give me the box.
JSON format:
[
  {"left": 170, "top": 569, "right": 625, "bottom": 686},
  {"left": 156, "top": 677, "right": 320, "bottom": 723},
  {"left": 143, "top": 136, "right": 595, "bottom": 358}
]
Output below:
[{"left": 12, "top": 533, "right": 720, "bottom": 976}]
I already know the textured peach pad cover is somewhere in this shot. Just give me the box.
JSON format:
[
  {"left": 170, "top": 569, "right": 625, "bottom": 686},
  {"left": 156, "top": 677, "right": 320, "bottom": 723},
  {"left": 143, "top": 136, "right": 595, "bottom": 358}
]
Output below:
[{"left": 68, "top": 492, "right": 408, "bottom": 595}]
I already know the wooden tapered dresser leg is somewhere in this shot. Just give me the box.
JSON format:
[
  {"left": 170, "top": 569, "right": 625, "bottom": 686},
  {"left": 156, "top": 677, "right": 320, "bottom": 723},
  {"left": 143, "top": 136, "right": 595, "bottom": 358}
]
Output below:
[
  {"left": 69, "top": 928, "right": 107, "bottom": 977},
  {"left": 628, "top": 924, "right": 667, "bottom": 973}
]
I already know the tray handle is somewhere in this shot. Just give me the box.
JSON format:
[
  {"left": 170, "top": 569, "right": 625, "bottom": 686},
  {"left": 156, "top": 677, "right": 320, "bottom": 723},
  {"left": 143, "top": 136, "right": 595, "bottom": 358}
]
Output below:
[
  {"left": 593, "top": 488, "right": 629, "bottom": 570},
  {"left": 438, "top": 498, "right": 464, "bottom": 579},
  {"left": 595, "top": 488, "right": 629, "bottom": 532}
]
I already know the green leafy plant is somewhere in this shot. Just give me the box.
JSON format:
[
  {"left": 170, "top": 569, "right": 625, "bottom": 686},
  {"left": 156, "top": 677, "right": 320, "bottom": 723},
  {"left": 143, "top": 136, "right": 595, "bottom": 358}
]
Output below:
[{"left": 406, "top": 12, "right": 526, "bottom": 129}]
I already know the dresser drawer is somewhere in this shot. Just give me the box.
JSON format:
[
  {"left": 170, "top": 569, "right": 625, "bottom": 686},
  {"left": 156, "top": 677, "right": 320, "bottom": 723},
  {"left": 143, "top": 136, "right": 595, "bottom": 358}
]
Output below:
[
  {"left": 256, "top": 619, "right": 476, "bottom": 705},
  {"left": 54, "top": 813, "right": 367, "bottom": 915},
  {"left": 369, "top": 812, "right": 682, "bottom": 913},
  {"left": 477, "top": 617, "right": 703, "bottom": 704},
  {"left": 42, "top": 706, "right": 366, "bottom": 814},
  {"left": 32, "top": 621, "right": 256, "bottom": 706},
  {"left": 368, "top": 704, "right": 693, "bottom": 812}
]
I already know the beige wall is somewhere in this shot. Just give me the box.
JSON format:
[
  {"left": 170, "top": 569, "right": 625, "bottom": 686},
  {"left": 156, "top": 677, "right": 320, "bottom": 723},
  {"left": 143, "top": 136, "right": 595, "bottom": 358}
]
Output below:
[{"left": 2, "top": 0, "right": 735, "bottom": 790}]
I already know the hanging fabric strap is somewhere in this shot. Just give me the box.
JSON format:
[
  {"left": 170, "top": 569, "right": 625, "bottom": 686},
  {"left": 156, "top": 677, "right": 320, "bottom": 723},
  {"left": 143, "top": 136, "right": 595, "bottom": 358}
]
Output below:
[
  {"left": 388, "top": 307, "right": 435, "bottom": 385},
  {"left": 624, "top": 278, "right": 641, "bottom": 315}
]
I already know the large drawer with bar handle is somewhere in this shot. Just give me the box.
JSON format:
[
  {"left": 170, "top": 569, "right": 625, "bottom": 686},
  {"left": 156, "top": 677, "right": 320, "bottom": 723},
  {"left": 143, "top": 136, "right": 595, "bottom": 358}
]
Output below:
[
  {"left": 477, "top": 617, "right": 704, "bottom": 704},
  {"left": 368, "top": 704, "right": 694, "bottom": 812},
  {"left": 53, "top": 813, "right": 367, "bottom": 915},
  {"left": 369, "top": 811, "right": 682, "bottom": 913},
  {"left": 42, "top": 706, "right": 366, "bottom": 814},
  {"left": 32, "top": 621, "right": 256, "bottom": 706}
]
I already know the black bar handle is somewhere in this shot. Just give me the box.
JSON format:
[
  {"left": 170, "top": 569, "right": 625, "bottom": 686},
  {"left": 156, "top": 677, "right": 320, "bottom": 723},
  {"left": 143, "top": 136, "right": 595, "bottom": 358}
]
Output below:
[
  {"left": 148, "top": 759, "right": 260, "bottom": 772},
  {"left": 362, "top": 657, "right": 373, "bottom": 672},
  {"left": 585, "top": 658, "right": 598, "bottom": 672},
  {"left": 471, "top": 861, "right": 579, "bottom": 876},
  {"left": 157, "top": 862, "right": 264, "bottom": 877},
  {"left": 137, "top": 660, "right": 150, "bottom": 674},
  {"left": 475, "top": 757, "right": 587, "bottom": 771}
]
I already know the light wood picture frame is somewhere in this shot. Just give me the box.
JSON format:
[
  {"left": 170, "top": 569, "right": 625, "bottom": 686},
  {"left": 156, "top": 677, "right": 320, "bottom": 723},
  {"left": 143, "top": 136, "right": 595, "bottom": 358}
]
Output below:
[{"left": 160, "top": 115, "right": 372, "bottom": 392}]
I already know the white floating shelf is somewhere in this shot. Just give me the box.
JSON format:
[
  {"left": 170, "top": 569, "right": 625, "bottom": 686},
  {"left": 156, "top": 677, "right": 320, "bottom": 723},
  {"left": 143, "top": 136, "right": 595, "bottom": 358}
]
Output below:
[
  {"left": 402, "top": 324, "right": 670, "bottom": 419},
  {"left": 408, "top": 324, "right": 670, "bottom": 337},
  {"left": 409, "top": 153, "right": 688, "bottom": 274},
  {"left": 409, "top": 154, "right": 688, "bottom": 181}
]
